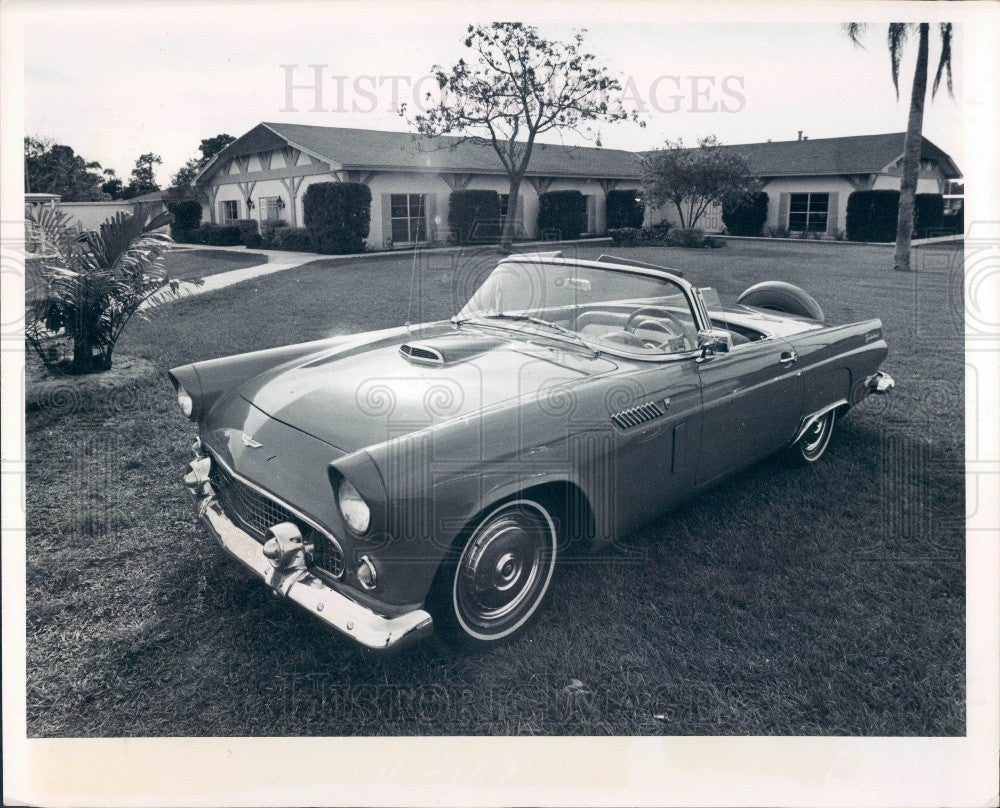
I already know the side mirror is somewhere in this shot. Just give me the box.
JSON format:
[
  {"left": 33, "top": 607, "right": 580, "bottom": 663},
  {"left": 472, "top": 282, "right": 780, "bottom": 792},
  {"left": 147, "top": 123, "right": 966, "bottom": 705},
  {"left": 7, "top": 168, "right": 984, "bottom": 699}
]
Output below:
[{"left": 697, "top": 329, "right": 732, "bottom": 358}]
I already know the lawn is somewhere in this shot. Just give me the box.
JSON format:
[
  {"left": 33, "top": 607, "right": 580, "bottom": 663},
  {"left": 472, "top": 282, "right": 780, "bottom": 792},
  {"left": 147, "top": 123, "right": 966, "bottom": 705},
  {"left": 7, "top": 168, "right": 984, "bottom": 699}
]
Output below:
[
  {"left": 25, "top": 239, "right": 965, "bottom": 737},
  {"left": 165, "top": 247, "right": 267, "bottom": 280}
]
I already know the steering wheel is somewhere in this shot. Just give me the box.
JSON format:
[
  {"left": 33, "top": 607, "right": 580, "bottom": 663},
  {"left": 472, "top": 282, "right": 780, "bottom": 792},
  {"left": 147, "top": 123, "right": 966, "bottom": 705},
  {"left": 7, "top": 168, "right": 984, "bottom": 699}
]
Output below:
[{"left": 623, "top": 306, "right": 691, "bottom": 350}]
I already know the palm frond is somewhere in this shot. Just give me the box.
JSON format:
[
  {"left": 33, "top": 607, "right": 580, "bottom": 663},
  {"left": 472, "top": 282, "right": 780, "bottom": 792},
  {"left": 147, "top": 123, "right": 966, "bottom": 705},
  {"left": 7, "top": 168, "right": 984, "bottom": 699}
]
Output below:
[
  {"left": 932, "top": 22, "right": 954, "bottom": 98},
  {"left": 888, "top": 23, "right": 911, "bottom": 98},
  {"left": 843, "top": 23, "right": 867, "bottom": 47}
]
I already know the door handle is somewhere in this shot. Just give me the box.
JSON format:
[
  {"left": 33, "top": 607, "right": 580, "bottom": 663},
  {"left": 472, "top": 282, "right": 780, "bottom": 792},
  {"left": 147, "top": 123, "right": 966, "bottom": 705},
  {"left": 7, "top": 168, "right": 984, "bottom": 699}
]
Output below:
[{"left": 779, "top": 350, "right": 798, "bottom": 365}]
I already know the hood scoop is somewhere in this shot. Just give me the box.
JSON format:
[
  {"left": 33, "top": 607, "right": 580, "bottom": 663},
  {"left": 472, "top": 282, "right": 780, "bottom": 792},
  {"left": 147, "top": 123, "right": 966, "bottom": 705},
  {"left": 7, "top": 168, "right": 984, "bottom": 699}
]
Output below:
[{"left": 399, "top": 332, "right": 507, "bottom": 366}]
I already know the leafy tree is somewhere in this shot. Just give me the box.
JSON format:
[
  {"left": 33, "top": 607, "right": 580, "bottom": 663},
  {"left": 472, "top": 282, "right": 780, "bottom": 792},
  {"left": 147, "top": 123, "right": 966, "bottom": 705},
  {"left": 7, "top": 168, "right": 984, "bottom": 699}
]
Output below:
[
  {"left": 124, "top": 152, "right": 162, "bottom": 198},
  {"left": 845, "top": 23, "right": 954, "bottom": 271},
  {"left": 198, "top": 134, "right": 236, "bottom": 162},
  {"left": 25, "top": 205, "right": 186, "bottom": 374},
  {"left": 101, "top": 168, "right": 126, "bottom": 200},
  {"left": 642, "top": 136, "right": 757, "bottom": 229},
  {"left": 407, "top": 23, "right": 638, "bottom": 252},
  {"left": 168, "top": 134, "right": 236, "bottom": 200},
  {"left": 24, "top": 137, "right": 107, "bottom": 201}
]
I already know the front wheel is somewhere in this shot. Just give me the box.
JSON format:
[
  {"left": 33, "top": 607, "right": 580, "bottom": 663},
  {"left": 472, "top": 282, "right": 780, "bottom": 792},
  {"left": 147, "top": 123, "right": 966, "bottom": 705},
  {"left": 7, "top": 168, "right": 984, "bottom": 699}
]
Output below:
[
  {"left": 430, "top": 499, "right": 558, "bottom": 649},
  {"left": 787, "top": 409, "right": 836, "bottom": 464}
]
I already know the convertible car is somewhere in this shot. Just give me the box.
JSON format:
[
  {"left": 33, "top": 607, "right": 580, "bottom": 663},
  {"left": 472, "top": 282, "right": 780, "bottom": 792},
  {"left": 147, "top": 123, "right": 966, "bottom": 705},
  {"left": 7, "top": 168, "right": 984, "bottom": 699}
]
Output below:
[{"left": 171, "top": 252, "right": 894, "bottom": 650}]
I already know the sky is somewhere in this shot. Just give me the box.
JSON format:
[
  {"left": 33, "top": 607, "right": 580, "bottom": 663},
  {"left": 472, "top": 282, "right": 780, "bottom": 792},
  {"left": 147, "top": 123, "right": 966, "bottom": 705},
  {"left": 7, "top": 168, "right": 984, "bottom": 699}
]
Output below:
[{"left": 22, "top": 4, "right": 964, "bottom": 185}]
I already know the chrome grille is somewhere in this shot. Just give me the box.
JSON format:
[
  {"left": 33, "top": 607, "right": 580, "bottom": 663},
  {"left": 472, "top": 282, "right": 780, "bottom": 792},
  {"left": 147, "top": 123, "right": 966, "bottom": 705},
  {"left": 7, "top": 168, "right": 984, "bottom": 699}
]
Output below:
[{"left": 208, "top": 456, "right": 345, "bottom": 578}]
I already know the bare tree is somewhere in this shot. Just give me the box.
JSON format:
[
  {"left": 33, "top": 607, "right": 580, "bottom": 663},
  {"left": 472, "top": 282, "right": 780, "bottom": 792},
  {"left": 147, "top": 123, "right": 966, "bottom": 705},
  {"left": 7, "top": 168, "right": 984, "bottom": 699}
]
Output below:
[
  {"left": 845, "top": 23, "right": 954, "bottom": 271},
  {"left": 406, "top": 23, "right": 638, "bottom": 252}
]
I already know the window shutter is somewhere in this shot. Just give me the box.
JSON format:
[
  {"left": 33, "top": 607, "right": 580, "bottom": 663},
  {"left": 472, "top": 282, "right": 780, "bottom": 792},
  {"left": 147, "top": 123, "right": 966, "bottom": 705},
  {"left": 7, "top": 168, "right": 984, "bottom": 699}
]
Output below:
[
  {"left": 826, "top": 192, "right": 839, "bottom": 235},
  {"left": 425, "top": 194, "right": 436, "bottom": 242},
  {"left": 381, "top": 194, "right": 392, "bottom": 248},
  {"left": 778, "top": 193, "right": 790, "bottom": 229}
]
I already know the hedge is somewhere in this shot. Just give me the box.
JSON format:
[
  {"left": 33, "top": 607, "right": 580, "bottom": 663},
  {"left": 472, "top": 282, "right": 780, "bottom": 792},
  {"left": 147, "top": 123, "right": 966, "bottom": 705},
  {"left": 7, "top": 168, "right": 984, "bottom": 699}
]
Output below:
[
  {"left": 605, "top": 189, "right": 644, "bottom": 229},
  {"left": 846, "top": 190, "right": 946, "bottom": 241},
  {"left": 166, "top": 200, "right": 202, "bottom": 242},
  {"left": 448, "top": 190, "right": 502, "bottom": 243},
  {"left": 538, "top": 191, "right": 587, "bottom": 240},
  {"left": 302, "top": 182, "right": 371, "bottom": 254},
  {"left": 914, "top": 193, "right": 945, "bottom": 238},
  {"left": 846, "top": 190, "right": 900, "bottom": 242},
  {"left": 189, "top": 224, "right": 241, "bottom": 246},
  {"left": 266, "top": 226, "right": 311, "bottom": 252},
  {"left": 722, "top": 191, "right": 769, "bottom": 236},
  {"left": 233, "top": 219, "right": 262, "bottom": 249}
]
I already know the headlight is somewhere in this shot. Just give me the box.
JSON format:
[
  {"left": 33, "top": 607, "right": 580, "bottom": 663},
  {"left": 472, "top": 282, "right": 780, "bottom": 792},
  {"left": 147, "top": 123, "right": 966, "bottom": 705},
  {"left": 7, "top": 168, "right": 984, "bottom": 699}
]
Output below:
[
  {"left": 177, "top": 385, "right": 194, "bottom": 418},
  {"left": 338, "top": 477, "right": 371, "bottom": 534}
]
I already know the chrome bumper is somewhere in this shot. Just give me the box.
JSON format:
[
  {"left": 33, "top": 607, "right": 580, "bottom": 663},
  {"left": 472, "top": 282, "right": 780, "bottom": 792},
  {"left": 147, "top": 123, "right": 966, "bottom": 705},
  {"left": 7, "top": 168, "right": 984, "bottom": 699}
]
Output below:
[
  {"left": 183, "top": 442, "right": 433, "bottom": 651},
  {"left": 867, "top": 371, "right": 895, "bottom": 395}
]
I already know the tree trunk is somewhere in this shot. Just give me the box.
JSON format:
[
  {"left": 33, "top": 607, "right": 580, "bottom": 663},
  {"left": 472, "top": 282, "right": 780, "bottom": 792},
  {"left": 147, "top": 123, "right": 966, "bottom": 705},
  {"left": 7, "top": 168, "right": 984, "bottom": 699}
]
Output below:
[
  {"left": 895, "top": 22, "right": 929, "bottom": 272},
  {"left": 498, "top": 174, "right": 522, "bottom": 254}
]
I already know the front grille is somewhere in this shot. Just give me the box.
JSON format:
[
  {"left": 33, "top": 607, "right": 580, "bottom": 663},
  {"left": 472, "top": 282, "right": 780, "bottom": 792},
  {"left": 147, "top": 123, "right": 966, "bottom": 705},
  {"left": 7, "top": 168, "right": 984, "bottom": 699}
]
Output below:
[{"left": 208, "top": 455, "right": 344, "bottom": 578}]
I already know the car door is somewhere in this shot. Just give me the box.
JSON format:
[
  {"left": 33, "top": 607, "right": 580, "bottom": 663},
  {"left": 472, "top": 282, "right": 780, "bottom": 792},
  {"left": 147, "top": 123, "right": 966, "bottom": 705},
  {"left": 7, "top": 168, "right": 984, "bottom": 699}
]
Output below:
[
  {"left": 606, "top": 359, "right": 703, "bottom": 538},
  {"left": 695, "top": 337, "right": 804, "bottom": 487}
]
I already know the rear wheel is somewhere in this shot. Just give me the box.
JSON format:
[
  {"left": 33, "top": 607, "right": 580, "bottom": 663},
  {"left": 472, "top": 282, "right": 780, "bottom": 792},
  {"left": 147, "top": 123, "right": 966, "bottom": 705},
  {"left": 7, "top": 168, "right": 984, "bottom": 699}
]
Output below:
[
  {"left": 431, "top": 499, "right": 558, "bottom": 648},
  {"left": 788, "top": 409, "right": 836, "bottom": 464}
]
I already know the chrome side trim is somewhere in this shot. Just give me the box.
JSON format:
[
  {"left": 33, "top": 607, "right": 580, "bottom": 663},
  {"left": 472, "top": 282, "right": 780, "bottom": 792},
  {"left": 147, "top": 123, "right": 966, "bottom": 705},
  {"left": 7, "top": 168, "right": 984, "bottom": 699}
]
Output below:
[
  {"left": 184, "top": 448, "right": 433, "bottom": 650},
  {"left": 793, "top": 399, "right": 848, "bottom": 444}
]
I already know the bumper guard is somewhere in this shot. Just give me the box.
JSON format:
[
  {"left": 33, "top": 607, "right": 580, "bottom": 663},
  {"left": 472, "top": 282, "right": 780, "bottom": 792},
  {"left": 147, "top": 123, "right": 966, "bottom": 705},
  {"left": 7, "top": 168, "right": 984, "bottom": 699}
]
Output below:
[{"left": 184, "top": 441, "right": 433, "bottom": 650}]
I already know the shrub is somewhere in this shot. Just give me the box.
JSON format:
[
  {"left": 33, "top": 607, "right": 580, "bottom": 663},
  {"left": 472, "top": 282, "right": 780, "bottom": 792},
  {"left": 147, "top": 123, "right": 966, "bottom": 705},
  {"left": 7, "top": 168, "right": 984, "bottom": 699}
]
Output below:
[
  {"left": 665, "top": 227, "right": 721, "bottom": 248},
  {"left": 302, "top": 182, "right": 371, "bottom": 254},
  {"left": 24, "top": 206, "right": 180, "bottom": 375},
  {"left": 721, "top": 191, "right": 769, "bottom": 236},
  {"left": 166, "top": 200, "right": 202, "bottom": 242},
  {"left": 608, "top": 227, "right": 640, "bottom": 246},
  {"left": 233, "top": 219, "right": 262, "bottom": 249},
  {"left": 268, "top": 226, "right": 311, "bottom": 252},
  {"left": 448, "top": 190, "right": 501, "bottom": 243},
  {"left": 606, "top": 189, "right": 644, "bottom": 229},
  {"left": 190, "top": 224, "right": 242, "bottom": 246},
  {"left": 764, "top": 224, "right": 790, "bottom": 238},
  {"left": 846, "top": 190, "right": 900, "bottom": 242},
  {"left": 538, "top": 191, "right": 587, "bottom": 240},
  {"left": 914, "top": 193, "right": 945, "bottom": 238}
]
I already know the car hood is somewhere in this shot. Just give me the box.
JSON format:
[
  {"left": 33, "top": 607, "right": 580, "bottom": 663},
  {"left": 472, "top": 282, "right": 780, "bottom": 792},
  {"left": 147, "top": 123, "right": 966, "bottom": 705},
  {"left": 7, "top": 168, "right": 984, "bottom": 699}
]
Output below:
[{"left": 227, "top": 326, "right": 617, "bottom": 452}]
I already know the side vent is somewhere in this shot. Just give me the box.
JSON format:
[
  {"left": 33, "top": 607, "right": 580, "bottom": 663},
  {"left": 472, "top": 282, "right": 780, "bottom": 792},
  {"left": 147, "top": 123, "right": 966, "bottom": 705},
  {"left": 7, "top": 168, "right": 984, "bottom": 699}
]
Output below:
[
  {"left": 399, "top": 343, "right": 444, "bottom": 366},
  {"left": 612, "top": 400, "right": 666, "bottom": 430}
]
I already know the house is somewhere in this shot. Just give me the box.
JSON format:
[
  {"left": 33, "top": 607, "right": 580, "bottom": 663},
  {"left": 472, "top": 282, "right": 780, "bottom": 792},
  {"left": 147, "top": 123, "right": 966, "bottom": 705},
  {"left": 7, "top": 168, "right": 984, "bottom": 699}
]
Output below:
[
  {"left": 193, "top": 122, "right": 644, "bottom": 248},
  {"left": 24, "top": 189, "right": 170, "bottom": 233},
  {"left": 193, "top": 124, "right": 962, "bottom": 247},
  {"left": 647, "top": 132, "right": 962, "bottom": 236}
]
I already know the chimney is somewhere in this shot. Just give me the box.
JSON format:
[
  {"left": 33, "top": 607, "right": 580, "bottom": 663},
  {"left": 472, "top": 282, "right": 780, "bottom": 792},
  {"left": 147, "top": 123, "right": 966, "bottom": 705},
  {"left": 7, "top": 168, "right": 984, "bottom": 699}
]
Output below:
[
  {"left": 797, "top": 130, "right": 803, "bottom": 141},
  {"left": 803, "top": 136, "right": 808, "bottom": 141}
]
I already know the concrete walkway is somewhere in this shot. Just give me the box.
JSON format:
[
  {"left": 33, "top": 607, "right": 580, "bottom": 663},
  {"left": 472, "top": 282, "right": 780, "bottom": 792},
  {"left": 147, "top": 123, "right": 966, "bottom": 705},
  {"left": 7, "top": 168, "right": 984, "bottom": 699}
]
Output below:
[{"left": 150, "top": 237, "right": 613, "bottom": 307}]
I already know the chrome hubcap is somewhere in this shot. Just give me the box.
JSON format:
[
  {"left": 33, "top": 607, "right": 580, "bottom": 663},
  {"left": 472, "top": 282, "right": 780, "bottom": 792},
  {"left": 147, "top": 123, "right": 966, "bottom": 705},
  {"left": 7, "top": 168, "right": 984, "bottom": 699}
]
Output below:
[
  {"left": 801, "top": 412, "right": 833, "bottom": 458},
  {"left": 454, "top": 505, "right": 554, "bottom": 636}
]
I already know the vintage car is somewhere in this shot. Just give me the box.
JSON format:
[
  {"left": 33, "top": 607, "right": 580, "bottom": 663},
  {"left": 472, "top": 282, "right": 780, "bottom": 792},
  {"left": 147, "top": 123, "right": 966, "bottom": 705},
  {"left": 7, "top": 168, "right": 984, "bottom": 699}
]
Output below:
[{"left": 170, "top": 252, "right": 894, "bottom": 650}]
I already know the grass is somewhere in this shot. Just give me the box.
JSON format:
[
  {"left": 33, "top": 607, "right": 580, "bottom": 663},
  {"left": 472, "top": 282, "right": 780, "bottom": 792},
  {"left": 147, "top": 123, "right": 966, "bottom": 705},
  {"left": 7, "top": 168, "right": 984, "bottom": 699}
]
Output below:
[
  {"left": 165, "top": 247, "right": 267, "bottom": 280},
  {"left": 26, "top": 239, "right": 965, "bottom": 736}
]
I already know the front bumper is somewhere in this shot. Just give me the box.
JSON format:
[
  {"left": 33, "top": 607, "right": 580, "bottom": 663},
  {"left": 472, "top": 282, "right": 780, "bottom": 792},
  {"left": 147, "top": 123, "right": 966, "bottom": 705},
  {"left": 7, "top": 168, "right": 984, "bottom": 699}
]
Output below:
[{"left": 183, "top": 442, "right": 433, "bottom": 650}]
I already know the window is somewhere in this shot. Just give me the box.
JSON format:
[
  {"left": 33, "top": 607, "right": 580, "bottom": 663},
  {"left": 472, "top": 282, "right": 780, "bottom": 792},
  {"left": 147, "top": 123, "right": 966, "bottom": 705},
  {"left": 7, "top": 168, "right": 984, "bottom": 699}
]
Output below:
[
  {"left": 259, "top": 196, "right": 281, "bottom": 221},
  {"left": 788, "top": 193, "right": 829, "bottom": 232},
  {"left": 390, "top": 194, "right": 427, "bottom": 243},
  {"left": 499, "top": 194, "right": 510, "bottom": 219},
  {"left": 221, "top": 200, "right": 239, "bottom": 222}
]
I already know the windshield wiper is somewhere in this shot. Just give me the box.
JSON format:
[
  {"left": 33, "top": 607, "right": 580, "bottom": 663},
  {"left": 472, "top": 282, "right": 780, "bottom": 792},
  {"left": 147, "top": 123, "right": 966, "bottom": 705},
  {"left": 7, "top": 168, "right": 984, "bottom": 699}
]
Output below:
[{"left": 453, "top": 313, "right": 598, "bottom": 356}]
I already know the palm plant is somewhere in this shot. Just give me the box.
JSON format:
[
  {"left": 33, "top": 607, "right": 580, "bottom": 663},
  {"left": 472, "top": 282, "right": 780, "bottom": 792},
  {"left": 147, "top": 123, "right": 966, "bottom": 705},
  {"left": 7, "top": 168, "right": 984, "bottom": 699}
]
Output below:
[
  {"left": 845, "top": 22, "right": 954, "bottom": 272},
  {"left": 25, "top": 205, "right": 183, "bottom": 374}
]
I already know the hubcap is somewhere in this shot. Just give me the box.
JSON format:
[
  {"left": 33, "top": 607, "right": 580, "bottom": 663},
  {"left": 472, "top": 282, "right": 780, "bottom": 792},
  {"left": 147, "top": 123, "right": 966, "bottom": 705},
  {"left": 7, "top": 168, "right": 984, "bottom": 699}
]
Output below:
[
  {"left": 454, "top": 504, "right": 555, "bottom": 638},
  {"left": 801, "top": 412, "right": 833, "bottom": 458}
]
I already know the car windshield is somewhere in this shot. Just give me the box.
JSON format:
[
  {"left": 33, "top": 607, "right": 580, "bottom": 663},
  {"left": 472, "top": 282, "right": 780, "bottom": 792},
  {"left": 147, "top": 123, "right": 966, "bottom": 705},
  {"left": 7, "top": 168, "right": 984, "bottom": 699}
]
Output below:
[{"left": 455, "top": 259, "right": 699, "bottom": 357}]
